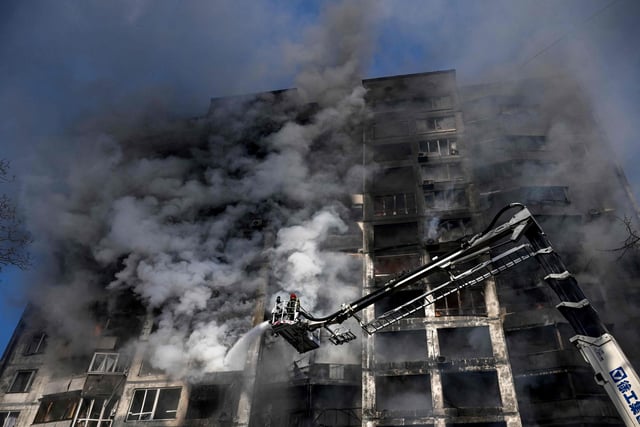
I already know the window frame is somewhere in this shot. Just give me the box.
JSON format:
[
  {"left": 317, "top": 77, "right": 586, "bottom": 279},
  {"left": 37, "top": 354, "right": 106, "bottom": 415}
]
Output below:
[
  {"left": 0, "top": 411, "right": 19, "bottom": 427},
  {"left": 8, "top": 370, "right": 36, "bottom": 393},
  {"left": 74, "top": 397, "right": 115, "bottom": 427},
  {"left": 329, "top": 364, "right": 345, "bottom": 380},
  {"left": 126, "top": 387, "right": 181, "bottom": 422},
  {"left": 373, "top": 193, "right": 417, "bottom": 217},
  {"left": 416, "top": 115, "right": 456, "bottom": 133},
  {"left": 33, "top": 395, "right": 79, "bottom": 424},
  {"left": 23, "top": 332, "right": 47, "bottom": 356},
  {"left": 424, "top": 188, "right": 467, "bottom": 210},
  {"left": 88, "top": 352, "right": 120, "bottom": 374},
  {"left": 419, "top": 138, "right": 458, "bottom": 156},
  {"left": 421, "top": 163, "right": 464, "bottom": 183}
]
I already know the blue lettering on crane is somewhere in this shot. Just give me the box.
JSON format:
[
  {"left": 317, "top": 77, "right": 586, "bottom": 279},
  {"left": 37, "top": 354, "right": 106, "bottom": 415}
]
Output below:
[{"left": 610, "top": 366, "right": 640, "bottom": 423}]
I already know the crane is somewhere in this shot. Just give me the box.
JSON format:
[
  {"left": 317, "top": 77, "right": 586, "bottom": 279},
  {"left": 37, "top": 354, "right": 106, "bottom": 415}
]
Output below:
[{"left": 270, "top": 203, "right": 640, "bottom": 426}]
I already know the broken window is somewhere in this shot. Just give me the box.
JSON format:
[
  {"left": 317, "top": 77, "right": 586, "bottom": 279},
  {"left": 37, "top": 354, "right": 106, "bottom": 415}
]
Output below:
[
  {"left": 438, "top": 326, "right": 493, "bottom": 360},
  {"left": 421, "top": 163, "right": 464, "bottom": 183},
  {"left": 373, "top": 253, "right": 421, "bottom": 277},
  {"left": 376, "top": 374, "right": 432, "bottom": 413},
  {"left": 375, "top": 330, "right": 427, "bottom": 363},
  {"left": 371, "top": 166, "right": 415, "bottom": 193},
  {"left": 506, "top": 326, "right": 562, "bottom": 356},
  {"left": 186, "top": 384, "right": 226, "bottom": 420},
  {"left": 88, "top": 352, "right": 120, "bottom": 373},
  {"left": 126, "top": 388, "right": 181, "bottom": 421},
  {"left": 0, "top": 412, "right": 19, "bottom": 427},
  {"left": 372, "top": 143, "right": 412, "bottom": 161},
  {"left": 24, "top": 332, "right": 47, "bottom": 355},
  {"left": 8, "top": 370, "right": 35, "bottom": 393},
  {"left": 419, "top": 138, "right": 458, "bottom": 156},
  {"left": 74, "top": 397, "right": 118, "bottom": 426},
  {"left": 375, "top": 290, "right": 427, "bottom": 319},
  {"left": 500, "top": 106, "right": 541, "bottom": 128},
  {"left": 424, "top": 188, "right": 467, "bottom": 210},
  {"left": 416, "top": 116, "right": 456, "bottom": 133},
  {"left": 426, "top": 217, "right": 472, "bottom": 243},
  {"left": 410, "top": 95, "right": 452, "bottom": 110},
  {"left": 429, "top": 95, "right": 452, "bottom": 110},
  {"left": 514, "top": 371, "right": 573, "bottom": 402},
  {"left": 373, "top": 193, "right": 417, "bottom": 217},
  {"left": 329, "top": 365, "right": 345, "bottom": 380},
  {"left": 373, "top": 222, "right": 419, "bottom": 250},
  {"left": 34, "top": 393, "right": 79, "bottom": 423},
  {"left": 499, "top": 284, "right": 557, "bottom": 312},
  {"left": 571, "top": 370, "right": 607, "bottom": 397},
  {"left": 441, "top": 371, "right": 501, "bottom": 407},
  {"left": 526, "top": 186, "right": 569, "bottom": 204},
  {"left": 139, "top": 355, "right": 166, "bottom": 376},
  {"left": 504, "top": 135, "right": 546, "bottom": 151},
  {"left": 373, "top": 120, "right": 408, "bottom": 139},
  {"left": 434, "top": 286, "right": 486, "bottom": 317}
]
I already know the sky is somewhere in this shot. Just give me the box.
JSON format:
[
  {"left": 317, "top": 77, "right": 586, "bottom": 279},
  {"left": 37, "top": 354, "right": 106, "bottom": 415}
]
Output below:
[{"left": 1, "top": 0, "right": 639, "bottom": 355}]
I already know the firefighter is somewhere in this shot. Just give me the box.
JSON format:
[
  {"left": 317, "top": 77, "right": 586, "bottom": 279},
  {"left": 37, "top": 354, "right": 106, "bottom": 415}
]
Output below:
[
  {"left": 271, "top": 296, "right": 283, "bottom": 322},
  {"left": 286, "top": 293, "right": 300, "bottom": 321}
]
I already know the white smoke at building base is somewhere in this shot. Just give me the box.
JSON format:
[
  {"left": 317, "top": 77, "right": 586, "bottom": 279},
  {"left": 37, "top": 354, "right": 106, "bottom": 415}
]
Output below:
[{"left": 21, "top": 0, "right": 375, "bottom": 379}]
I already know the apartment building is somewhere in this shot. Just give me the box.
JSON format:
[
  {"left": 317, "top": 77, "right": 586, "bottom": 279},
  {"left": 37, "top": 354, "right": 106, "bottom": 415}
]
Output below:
[{"left": 0, "top": 70, "right": 637, "bottom": 427}]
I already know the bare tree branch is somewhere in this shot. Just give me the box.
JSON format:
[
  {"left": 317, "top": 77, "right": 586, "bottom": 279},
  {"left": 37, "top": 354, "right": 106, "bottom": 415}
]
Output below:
[
  {"left": 605, "top": 215, "right": 640, "bottom": 260},
  {"left": 0, "top": 160, "right": 31, "bottom": 271}
]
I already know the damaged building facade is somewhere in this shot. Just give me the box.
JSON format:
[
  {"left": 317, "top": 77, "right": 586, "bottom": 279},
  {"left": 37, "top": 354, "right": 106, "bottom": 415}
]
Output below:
[{"left": 1, "top": 69, "right": 639, "bottom": 427}]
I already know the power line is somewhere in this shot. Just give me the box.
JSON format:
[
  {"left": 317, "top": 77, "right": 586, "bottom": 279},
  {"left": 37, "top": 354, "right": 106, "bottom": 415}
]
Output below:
[{"left": 518, "top": 0, "right": 620, "bottom": 70}]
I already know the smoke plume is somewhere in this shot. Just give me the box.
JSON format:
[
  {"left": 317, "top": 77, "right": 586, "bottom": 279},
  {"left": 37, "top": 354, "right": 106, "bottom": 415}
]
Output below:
[{"left": 19, "top": 0, "right": 375, "bottom": 378}]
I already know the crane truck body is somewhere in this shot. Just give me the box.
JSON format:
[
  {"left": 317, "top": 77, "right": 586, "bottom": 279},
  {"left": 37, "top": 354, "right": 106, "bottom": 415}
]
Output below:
[{"left": 270, "top": 204, "right": 640, "bottom": 426}]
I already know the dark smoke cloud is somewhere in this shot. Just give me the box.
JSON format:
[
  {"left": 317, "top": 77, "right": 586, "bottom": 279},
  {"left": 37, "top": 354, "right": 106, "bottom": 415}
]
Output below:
[
  {"left": 4, "top": 0, "right": 375, "bottom": 378},
  {"left": 373, "top": 0, "right": 640, "bottom": 201}
]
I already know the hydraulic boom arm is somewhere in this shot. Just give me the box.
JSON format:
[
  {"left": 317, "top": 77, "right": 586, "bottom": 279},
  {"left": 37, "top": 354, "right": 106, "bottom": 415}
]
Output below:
[{"left": 269, "top": 203, "right": 640, "bottom": 426}]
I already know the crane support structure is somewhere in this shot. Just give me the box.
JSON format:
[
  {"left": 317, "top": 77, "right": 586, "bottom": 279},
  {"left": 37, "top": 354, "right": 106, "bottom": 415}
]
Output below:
[{"left": 269, "top": 203, "right": 640, "bottom": 426}]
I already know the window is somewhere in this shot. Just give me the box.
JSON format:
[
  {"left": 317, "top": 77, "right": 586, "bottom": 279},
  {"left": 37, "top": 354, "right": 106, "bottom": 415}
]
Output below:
[
  {"left": 419, "top": 138, "right": 458, "bottom": 156},
  {"left": 505, "top": 135, "right": 546, "bottom": 151},
  {"left": 74, "top": 397, "right": 117, "bottom": 426},
  {"left": 416, "top": 116, "right": 456, "bottom": 133},
  {"left": 24, "top": 332, "right": 47, "bottom": 355},
  {"left": 438, "top": 327, "right": 493, "bottom": 359},
  {"left": 376, "top": 374, "right": 431, "bottom": 412},
  {"left": 376, "top": 331, "right": 427, "bottom": 363},
  {"left": 372, "top": 143, "right": 412, "bottom": 161},
  {"left": 329, "top": 365, "right": 345, "bottom": 380},
  {"left": 428, "top": 95, "right": 452, "bottom": 110},
  {"left": 8, "top": 370, "right": 35, "bottom": 393},
  {"left": 442, "top": 371, "right": 501, "bottom": 407},
  {"left": 34, "top": 395, "right": 78, "bottom": 423},
  {"left": 88, "top": 352, "right": 120, "bottom": 373},
  {"left": 421, "top": 164, "right": 464, "bottom": 183},
  {"left": 374, "top": 253, "right": 422, "bottom": 277},
  {"left": 435, "top": 286, "right": 486, "bottom": 317},
  {"left": 523, "top": 186, "right": 569, "bottom": 204},
  {"left": 0, "top": 412, "right": 19, "bottom": 427},
  {"left": 373, "top": 222, "right": 419, "bottom": 250},
  {"left": 186, "top": 385, "right": 226, "bottom": 420},
  {"left": 424, "top": 188, "right": 467, "bottom": 210},
  {"left": 373, "top": 120, "right": 408, "bottom": 139},
  {"left": 126, "top": 388, "right": 181, "bottom": 421},
  {"left": 425, "top": 217, "right": 472, "bottom": 243},
  {"left": 373, "top": 193, "right": 417, "bottom": 217}
]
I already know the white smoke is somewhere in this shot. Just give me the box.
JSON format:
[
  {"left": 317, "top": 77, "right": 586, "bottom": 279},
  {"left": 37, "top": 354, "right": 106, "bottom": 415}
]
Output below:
[{"left": 21, "top": 0, "right": 375, "bottom": 379}]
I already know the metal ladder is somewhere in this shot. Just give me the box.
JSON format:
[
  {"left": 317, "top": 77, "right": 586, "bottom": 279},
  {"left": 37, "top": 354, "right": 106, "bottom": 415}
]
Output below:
[{"left": 362, "top": 243, "right": 540, "bottom": 334}]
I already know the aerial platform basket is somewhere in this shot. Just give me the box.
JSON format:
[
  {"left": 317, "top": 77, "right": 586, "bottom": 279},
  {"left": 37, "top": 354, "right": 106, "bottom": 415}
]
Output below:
[{"left": 271, "top": 320, "right": 320, "bottom": 353}]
